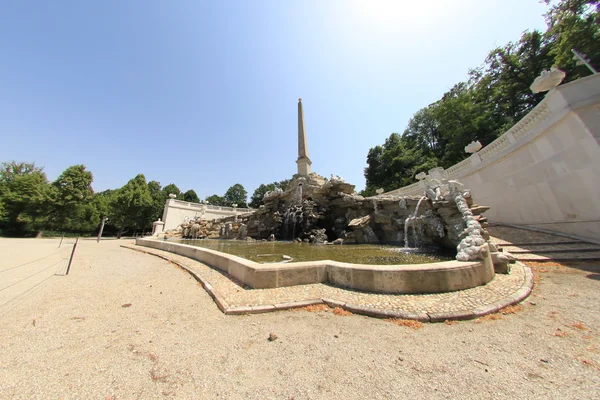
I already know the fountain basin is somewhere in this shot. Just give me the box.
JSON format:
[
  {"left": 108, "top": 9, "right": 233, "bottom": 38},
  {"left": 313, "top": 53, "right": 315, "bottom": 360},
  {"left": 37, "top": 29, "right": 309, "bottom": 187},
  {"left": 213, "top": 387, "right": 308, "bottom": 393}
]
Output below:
[
  {"left": 136, "top": 238, "right": 495, "bottom": 294},
  {"left": 170, "top": 239, "right": 452, "bottom": 264}
]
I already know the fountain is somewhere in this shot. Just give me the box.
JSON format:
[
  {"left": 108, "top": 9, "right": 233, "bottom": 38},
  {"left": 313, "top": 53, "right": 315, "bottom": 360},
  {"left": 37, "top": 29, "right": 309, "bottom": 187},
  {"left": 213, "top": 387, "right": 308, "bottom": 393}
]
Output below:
[
  {"left": 142, "top": 99, "right": 514, "bottom": 296},
  {"left": 165, "top": 168, "right": 506, "bottom": 266}
]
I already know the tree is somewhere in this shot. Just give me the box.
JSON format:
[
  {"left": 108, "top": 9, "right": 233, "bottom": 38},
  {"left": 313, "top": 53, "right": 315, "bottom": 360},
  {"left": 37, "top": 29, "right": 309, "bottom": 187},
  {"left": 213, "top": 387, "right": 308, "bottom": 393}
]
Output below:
[
  {"left": 109, "top": 174, "right": 153, "bottom": 237},
  {"left": 47, "top": 164, "right": 94, "bottom": 231},
  {"left": 403, "top": 105, "right": 443, "bottom": 158},
  {"left": 183, "top": 189, "right": 200, "bottom": 203},
  {"left": 363, "top": 1, "right": 593, "bottom": 189},
  {"left": 147, "top": 180, "right": 164, "bottom": 222},
  {"left": 363, "top": 134, "right": 438, "bottom": 194},
  {"left": 544, "top": 0, "right": 599, "bottom": 81},
  {"left": 162, "top": 183, "right": 181, "bottom": 198},
  {"left": 0, "top": 161, "right": 50, "bottom": 235},
  {"left": 223, "top": 183, "right": 248, "bottom": 208},
  {"left": 249, "top": 179, "right": 290, "bottom": 208},
  {"left": 205, "top": 194, "right": 226, "bottom": 206}
]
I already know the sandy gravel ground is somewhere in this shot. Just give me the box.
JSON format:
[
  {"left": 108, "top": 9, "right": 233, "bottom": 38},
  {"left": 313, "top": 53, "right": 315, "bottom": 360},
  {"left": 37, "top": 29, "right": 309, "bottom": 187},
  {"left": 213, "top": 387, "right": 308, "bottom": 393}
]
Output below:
[{"left": 0, "top": 238, "right": 599, "bottom": 399}]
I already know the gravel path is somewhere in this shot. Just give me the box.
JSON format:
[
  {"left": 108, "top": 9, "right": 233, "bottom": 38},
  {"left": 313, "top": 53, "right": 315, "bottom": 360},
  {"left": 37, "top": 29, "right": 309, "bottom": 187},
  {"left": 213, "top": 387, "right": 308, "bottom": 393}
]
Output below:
[{"left": 0, "top": 238, "right": 599, "bottom": 399}]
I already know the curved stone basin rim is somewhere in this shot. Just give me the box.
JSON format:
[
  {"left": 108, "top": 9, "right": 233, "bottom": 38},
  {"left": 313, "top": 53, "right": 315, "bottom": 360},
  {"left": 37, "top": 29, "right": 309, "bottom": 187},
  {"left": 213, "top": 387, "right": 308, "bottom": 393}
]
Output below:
[{"left": 135, "top": 238, "right": 495, "bottom": 295}]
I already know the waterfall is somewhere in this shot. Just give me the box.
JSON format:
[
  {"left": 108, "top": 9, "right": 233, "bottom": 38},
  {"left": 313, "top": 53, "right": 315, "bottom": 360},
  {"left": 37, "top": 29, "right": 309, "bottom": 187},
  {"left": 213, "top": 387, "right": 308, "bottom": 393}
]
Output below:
[
  {"left": 404, "top": 196, "right": 426, "bottom": 248},
  {"left": 283, "top": 184, "right": 304, "bottom": 240}
]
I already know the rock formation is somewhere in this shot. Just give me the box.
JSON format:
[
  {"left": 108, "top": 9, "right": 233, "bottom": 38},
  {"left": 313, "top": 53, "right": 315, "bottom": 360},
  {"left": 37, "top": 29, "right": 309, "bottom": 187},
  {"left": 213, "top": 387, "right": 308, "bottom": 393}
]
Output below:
[{"left": 163, "top": 169, "right": 513, "bottom": 273}]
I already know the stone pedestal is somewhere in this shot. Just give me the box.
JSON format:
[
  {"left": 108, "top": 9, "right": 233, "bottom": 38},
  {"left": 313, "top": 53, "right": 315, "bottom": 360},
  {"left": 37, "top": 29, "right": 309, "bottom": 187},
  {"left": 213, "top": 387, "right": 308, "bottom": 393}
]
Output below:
[
  {"left": 152, "top": 219, "right": 165, "bottom": 236},
  {"left": 296, "top": 157, "right": 312, "bottom": 176}
]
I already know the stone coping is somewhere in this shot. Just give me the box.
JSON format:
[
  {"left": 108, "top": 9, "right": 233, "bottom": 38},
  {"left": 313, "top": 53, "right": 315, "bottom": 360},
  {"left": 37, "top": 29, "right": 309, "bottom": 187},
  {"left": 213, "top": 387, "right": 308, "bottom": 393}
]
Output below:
[
  {"left": 135, "top": 238, "right": 495, "bottom": 295},
  {"left": 123, "top": 244, "right": 533, "bottom": 322}
]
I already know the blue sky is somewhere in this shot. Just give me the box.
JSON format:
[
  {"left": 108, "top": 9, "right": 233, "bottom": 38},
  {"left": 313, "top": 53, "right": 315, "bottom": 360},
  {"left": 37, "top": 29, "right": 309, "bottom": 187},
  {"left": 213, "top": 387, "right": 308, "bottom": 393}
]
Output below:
[{"left": 0, "top": 1, "right": 549, "bottom": 199}]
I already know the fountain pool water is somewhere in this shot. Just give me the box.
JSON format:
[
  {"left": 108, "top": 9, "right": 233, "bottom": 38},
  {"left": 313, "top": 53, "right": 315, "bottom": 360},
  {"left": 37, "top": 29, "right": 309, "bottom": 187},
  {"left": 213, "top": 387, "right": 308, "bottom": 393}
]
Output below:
[{"left": 171, "top": 239, "right": 452, "bottom": 265}]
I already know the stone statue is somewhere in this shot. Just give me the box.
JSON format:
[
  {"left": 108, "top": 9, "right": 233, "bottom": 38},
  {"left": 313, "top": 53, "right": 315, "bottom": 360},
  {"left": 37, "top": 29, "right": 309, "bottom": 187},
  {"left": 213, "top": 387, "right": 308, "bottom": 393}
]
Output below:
[
  {"left": 448, "top": 180, "right": 487, "bottom": 261},
  {"left": 236, "top": 223, "right": 248, "bottom": 240},
  {"left": 423, "top": 168, "right": 451, "bottom": 201},
  {"left": 530, "top": 67, "right": 566, "bottom": 93},
  {"left": 330, "top": 174, "right": 345, "bottom": 183},
  {"left": 190, "top": 223, "right": 201, "bottom": 239},
  {"left": 464, "top": 141, "right": 482, "bottom": 154}
]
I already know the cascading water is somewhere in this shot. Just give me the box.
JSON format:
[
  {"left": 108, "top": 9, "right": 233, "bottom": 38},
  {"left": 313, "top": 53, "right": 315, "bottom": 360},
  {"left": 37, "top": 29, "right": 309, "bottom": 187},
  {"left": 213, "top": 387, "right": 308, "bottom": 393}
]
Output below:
[
  {"left": 404, "top": 196, "right": 426, "bottom": 248},
  {"left": 283, "top": 184, "right": 304, "bottom": 240}
]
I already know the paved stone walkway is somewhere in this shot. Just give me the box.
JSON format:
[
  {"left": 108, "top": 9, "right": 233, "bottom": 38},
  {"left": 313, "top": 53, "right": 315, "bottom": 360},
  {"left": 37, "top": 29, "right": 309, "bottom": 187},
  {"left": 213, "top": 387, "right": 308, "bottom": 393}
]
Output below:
[{"left": 123, "top": 243, "right": 533, "bottom": 322}]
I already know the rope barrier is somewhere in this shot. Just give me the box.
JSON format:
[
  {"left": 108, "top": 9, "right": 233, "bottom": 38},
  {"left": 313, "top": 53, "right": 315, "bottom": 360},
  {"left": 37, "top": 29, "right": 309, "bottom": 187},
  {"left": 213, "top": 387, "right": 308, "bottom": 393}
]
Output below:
[
  {"left": 0, "top": 248, "right": 69, "bottom": 274},
  {"left": 0, "top": 259, "right": 64, "bottom": 293}
]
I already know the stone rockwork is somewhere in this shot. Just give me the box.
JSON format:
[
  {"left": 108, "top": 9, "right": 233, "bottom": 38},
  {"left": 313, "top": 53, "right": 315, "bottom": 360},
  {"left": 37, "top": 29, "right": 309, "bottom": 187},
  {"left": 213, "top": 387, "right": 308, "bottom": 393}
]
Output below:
[{"left": 163, "top": 170, "right": 513, "bottom": 272}]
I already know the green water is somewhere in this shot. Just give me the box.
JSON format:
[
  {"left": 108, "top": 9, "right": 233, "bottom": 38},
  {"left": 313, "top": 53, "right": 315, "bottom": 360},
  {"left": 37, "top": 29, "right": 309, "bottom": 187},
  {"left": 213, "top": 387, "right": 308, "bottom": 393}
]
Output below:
[{"left": 171, "top": 239, "right": 453, "bottom": 265}]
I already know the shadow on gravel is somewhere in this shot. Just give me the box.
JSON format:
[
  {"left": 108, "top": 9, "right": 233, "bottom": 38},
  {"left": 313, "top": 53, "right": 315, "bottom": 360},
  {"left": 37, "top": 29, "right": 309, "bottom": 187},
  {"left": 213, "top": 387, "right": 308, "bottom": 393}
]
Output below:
[
  {"left": 586, "top": 273, "right": 600, "bottom": 281},
  {"left": 527, "top": 261, "right": 600, "bottom": 277}
]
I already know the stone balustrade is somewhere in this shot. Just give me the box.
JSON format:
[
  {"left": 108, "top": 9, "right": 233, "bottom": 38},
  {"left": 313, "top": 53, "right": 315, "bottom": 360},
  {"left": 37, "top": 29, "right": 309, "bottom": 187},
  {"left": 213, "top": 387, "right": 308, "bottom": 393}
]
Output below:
[{"left": 162, "top": 199, "right": 255, "bottom": 232}]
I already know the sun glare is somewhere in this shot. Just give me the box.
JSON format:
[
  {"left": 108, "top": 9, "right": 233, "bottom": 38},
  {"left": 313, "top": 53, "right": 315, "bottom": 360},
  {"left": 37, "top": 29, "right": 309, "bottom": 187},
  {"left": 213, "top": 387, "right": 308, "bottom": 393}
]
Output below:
[{"left": 348, "top": 0, "right": 447, "bottom": 34}]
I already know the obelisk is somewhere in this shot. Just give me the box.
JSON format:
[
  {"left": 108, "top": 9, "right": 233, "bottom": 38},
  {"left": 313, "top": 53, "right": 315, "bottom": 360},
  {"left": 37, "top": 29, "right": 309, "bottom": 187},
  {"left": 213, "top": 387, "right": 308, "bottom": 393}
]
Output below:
[{"left": 296, "top": 98, "right": 312, "bottom": 176}]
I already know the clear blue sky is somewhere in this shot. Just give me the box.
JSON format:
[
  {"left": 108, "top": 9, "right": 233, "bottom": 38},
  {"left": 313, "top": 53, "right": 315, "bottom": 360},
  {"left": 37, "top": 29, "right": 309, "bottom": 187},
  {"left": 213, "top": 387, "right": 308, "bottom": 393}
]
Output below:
[{"left": 0, "top": 0, "right": 549, "bottom": 198}]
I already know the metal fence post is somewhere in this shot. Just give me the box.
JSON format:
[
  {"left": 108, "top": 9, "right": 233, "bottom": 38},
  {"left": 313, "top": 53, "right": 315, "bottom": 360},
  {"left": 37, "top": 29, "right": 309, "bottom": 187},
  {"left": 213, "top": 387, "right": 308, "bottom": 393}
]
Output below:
[{"left": 65, "top": 238, "right": 79, "bottom": 275}]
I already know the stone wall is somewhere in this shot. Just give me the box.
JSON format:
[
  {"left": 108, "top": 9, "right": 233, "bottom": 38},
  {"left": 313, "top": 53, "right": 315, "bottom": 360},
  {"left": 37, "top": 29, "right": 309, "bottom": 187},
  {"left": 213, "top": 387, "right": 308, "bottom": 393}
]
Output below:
[
  {"left": 162, "top": 198, "right": 254, "bottom": 231},
  {"left": 386, "top": 74, "right": 600, "bottom": 243}
]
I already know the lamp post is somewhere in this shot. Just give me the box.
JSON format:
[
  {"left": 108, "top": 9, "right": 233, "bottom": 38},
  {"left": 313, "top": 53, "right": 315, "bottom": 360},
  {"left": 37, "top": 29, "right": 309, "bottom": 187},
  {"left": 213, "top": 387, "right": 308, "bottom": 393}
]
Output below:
[
  {"left": 572, "top": 48, "right": 598, "bottom": 74},
  {"left": 97, "top": 216, "right": 108, "bottom": 243}
]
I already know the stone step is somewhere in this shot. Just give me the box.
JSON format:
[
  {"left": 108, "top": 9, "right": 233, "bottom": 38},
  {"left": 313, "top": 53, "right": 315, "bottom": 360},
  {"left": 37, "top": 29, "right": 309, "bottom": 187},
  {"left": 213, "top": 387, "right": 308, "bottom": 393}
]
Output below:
[
  {"left": 501, "top": 241, "right": 584, "bottom": 246},
  {"left": 469, "top": 205, "right": 490, "bottom": 215},
  {"left": 515, "top": 251, "right": 600, "bottom": 261},
  {"left": 519, "top": 256, "right": 600, "bottom": 262},
  {"left": 500, "top": 243, "right": 600, "bottom": 251},
  {"left": 510, "top": 247, "right": 600, "bottom": 254},
  {"left": 487, "top": 226, "right": 579, "bottom": 244}
]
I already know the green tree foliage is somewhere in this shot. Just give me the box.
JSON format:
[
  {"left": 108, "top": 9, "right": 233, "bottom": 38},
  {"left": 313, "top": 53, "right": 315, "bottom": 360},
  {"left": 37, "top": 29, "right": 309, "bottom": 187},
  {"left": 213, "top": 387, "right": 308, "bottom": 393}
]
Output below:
[
  {"left": 363, "top": 134, "right": 438, "bottom": 195},
  {"left": 205, "top": 194, "right": 226, "bottom": 206},
  {"left": 249, "top": 179, "right": 290, "bottom": 208},
  {"left": 0, "top": 161, "right": 195, "bottom": 236},
  {"left": 109, "top": 174, "right": 153, "bottom": 236},
  {"left": 0, "top": 162, "right": 50, "bottom": 235},
  {"left": 0, "top": 198, "right": 5, "bottom": 223},
  {"left": 162, "top": 183, "right": 181, "bottom": 198},
  {"left": 364, "top": 0, "right": 599, "bottom": 193},
  {"left": 223, "top": 183, "right": 248, "bottom": 207},
  {"left": 146, "top": 180, "right": 164, "bottom": 222},
  {"left": 47, "top": 164, "right": 94, "bottom": 231},
  {"left": 544, "top": 0, "right": 599, "bottom": 80},
  {"left": 183, "top": 189, "right": 200, "bottom": 203},
  {"left": 92, "top": 190, "right": 114, "bottom": 219}
]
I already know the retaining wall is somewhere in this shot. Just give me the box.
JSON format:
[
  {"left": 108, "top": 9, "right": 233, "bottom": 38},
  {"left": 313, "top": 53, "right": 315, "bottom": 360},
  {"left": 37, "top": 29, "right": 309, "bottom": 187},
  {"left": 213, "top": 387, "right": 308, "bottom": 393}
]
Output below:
[{"left": 386, "top": 74, "right": 600, "bottom": 242}]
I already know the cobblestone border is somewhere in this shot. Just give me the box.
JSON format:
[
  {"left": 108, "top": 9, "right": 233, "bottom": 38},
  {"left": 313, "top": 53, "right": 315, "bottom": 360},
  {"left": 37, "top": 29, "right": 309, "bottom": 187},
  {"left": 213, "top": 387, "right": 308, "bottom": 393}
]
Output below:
[{"left": 122, "top": 245, "right": 533, "bottom": 322}]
